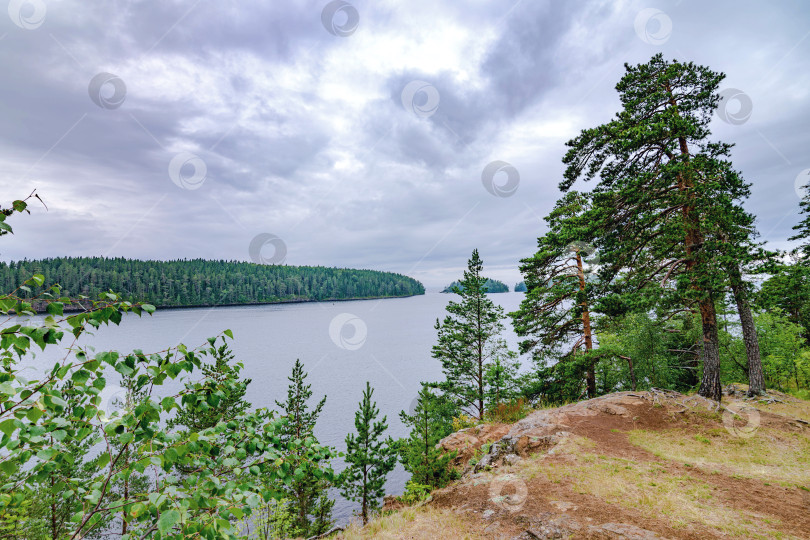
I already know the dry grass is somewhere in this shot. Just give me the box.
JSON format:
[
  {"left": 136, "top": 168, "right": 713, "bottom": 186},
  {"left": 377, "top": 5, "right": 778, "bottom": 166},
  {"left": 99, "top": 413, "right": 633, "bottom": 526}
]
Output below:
[
  {"left": 756, "top": 399, "right": 810, "bottom": 424},
  {"left": 518, "top": 436, "right": 789, "bottom": 538},
  {"left": 723, "top": 385, "right": 810, "bottom": 423},
  {"left": 338, "top": 393, "right": 810, "bottom": 539},
  {"left": 336, "top": 506, "right": 486, "bottom": 540},
  {"left": 628, "top": 424, "right": 810, "bottom": 488}
]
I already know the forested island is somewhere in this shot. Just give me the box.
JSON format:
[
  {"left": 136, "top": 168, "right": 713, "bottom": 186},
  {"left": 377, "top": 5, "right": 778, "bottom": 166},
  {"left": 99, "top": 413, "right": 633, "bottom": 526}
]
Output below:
[
  {"left": 514, "top": 281, "right": 527, "bottom": 292},
  {"left": 441, "top": 278, "right": 508, "bottom": 293},
  {"left": 0, "top": 257, "right": 424, "bottom": 309}
]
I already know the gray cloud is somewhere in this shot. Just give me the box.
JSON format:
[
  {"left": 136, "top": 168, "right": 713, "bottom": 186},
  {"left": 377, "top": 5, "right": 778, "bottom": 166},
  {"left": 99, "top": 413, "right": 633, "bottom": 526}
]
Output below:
[{"left": 1, "top": 0, "right": 808, "bottom": 289}]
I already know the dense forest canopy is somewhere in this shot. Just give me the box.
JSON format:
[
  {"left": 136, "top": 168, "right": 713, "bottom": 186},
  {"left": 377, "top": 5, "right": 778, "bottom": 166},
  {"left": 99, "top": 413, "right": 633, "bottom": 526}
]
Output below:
[{"left": 0, "top": 257, "right": 425, "bottom": 308}]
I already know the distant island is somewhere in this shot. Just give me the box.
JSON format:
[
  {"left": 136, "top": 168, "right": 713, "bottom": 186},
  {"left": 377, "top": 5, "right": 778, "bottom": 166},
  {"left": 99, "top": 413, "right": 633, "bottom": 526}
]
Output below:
[
  {"left": 514, "top": 281, "right": 527, "bottom": 292},
  {"left": 441, "top": 278, "right": 508, "bottom": 293},
  {"left": 0, "top": 257, "right": 425, "bottom": 309}
]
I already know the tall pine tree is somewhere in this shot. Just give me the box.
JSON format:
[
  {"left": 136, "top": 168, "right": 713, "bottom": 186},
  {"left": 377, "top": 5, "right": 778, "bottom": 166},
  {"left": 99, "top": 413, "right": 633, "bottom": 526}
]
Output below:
[
  {"left": 562, "top": 54, "right": 758, "bottom": 401},
  {"left": 433, "top": 249, "right": 517, "bottom": 418},
  {"left": 511, "top": 192, "right": 603, "bottom": 399}
]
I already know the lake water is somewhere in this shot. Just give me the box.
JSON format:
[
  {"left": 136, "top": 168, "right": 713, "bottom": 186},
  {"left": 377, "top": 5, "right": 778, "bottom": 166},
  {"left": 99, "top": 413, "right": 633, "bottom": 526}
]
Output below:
[{"left": 21, "top": 292, "right": 527, "bottom": 524}]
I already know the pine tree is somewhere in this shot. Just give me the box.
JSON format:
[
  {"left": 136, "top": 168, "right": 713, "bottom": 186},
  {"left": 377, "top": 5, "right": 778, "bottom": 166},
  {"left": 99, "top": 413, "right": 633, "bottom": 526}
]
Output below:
[
  {"left": 757, "top": 255, "right": 810, "bottom": 341},
  {"left": 711, "top": 202, "right": 771, "bottom": 395},
  {"left": 340, "top": 382, "right": 397, "bottom": 525},
  {"left": 397, "top": 386, "right": 456, "bottom": 489},
  {"left": 433, "top": 250, "right": 518, "bottom": 419},
  {"left": 561, "top": 54, "right": 758, "bottom": 401},
  {"left": 167, "top": 338, "right": 251, "bottom": 432},
  {"left": 790, "top": 180, "right": 810, "bottom": 259},
  {"left": 511, "top": 192, "right": 603, "bottom": 399},
  {"left": 274, "top": 359, "right": 334, "bottom": 537}
]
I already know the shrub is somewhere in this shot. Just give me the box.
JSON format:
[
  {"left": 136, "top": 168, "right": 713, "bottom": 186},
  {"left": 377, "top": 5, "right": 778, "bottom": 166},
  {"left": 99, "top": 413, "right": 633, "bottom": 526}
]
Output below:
[
  {"left": 485, "top": 398, "right": 531, "bottom": 423},
  {"left": 452, "top": 414, "right": 478, "bottom": 431},
  {"left": 400, "top": 481, "right": 433, "bottom": 505}
]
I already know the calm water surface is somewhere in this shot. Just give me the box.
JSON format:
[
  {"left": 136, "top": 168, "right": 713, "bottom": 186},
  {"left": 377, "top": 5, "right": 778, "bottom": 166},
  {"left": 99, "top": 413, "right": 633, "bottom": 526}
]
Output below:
[{"left": 24, "top": 292, "right": 527, "bottom": 524}]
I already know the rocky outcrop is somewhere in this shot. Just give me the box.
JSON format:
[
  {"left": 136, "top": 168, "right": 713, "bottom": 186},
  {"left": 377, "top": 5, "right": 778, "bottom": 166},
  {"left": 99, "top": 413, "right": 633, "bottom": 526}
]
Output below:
[
  {"left": 439, "top": 393, "right": 655, "bottom": 474},
  {"left": 436, "top": 423, "right": 510, "bottom": 468},
  {"left": 472, "top": 433, "right": 566, "bottom": 473}
]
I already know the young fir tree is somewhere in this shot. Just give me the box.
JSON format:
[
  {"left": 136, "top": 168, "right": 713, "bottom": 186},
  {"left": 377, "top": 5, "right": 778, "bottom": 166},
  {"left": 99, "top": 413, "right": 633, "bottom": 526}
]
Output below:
[
  {"left": 511, "top": 191, "right": 603, "bottom": 399},
  {"left": 433, "top": 249, "right": 518, "bottom": 419},
  {"left": 167, "top": 337, "right": 251, "bottom": 432},
  {"left": 339, "top": 382, "right": 397, "bottom": 525},
  {"left": 274, "top": 359, "right": 334, "bottom": 537},
  {"left": 561, "top": 54, "right": 760, "bottom": 401},
  {"left": 397, "top": 386, "right": 456, "bottom": 489}
]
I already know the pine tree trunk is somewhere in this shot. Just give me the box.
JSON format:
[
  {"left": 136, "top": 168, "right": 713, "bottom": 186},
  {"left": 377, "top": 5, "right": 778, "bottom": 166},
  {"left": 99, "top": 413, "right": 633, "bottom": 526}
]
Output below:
[
  {"left": 575, "top": 251, "right": 596, "bottom": 398},
  {"left": 670, "top": 95, "right": 723, "bottom": 402},
  {"left": 361, "top": 467, "right": 368, "bottom": 525},
  {"left": 697, "top": 299, "right": 723, "bottom": 401},
  {"left": 477, "top": 292, "right": 485, "bottom": 419},
  {"left": 727, "top": 264, "right": 765, "bottom": 395}
]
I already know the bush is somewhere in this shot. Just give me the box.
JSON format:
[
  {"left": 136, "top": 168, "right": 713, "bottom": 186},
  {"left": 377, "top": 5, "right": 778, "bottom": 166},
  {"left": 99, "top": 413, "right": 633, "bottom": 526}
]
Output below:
[
  {"left": 452, "top": 414, "right": 478, "bottom": 431},
  {"left": 400, "top": 481, "right": 433, "bottom": 505},
  {"left": 485, "top": 398, "right": 531, "bottom": 423}
]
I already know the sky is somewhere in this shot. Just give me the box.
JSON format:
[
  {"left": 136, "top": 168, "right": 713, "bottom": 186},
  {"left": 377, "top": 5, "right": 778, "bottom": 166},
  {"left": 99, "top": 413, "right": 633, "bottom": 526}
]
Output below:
[{"left": 1, "top": 0, "right": 808, "bottom": 290}]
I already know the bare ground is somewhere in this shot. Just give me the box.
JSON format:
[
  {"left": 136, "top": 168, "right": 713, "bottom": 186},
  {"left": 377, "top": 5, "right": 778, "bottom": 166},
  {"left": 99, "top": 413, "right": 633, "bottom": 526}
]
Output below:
[{"left": 338, "top": 388, "right": 810, "bottom": 539}]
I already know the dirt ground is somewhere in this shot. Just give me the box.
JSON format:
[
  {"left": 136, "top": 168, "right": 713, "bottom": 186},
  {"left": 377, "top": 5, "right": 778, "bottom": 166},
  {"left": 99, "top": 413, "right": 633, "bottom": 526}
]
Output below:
[{"left": 339, "top": 388, "right": 810, "bottom": 539}]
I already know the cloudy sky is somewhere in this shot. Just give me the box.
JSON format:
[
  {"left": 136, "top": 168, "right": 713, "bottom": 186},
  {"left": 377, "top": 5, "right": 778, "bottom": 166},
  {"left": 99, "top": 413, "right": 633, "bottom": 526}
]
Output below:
[{"left": 1, "top": 0, "right": 808, "bottom": 290}]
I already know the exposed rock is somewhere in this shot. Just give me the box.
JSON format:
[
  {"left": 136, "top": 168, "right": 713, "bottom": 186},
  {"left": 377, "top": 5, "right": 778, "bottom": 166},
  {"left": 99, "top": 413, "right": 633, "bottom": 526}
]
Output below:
[
  {"left": 472, "top": 433, "right": 565, "bottom": 473},
  {"left": 515, "top": 512, "right": 582, "bottom": 538},
  {"left": 549, "top": 500, "right": 576, "bottom": 512},
  {"left": 437, "top": 422, "right": 510, "bottom": 467},
  {"left": 587, "top": 522, "right": 662, "bottom": 539}
]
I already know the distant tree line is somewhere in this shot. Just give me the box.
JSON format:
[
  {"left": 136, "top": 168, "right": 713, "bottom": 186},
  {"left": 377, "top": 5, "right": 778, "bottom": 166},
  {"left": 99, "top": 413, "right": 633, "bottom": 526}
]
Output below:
[{"left": 0, "top": 257, "right": 425, "bottom": 308}]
